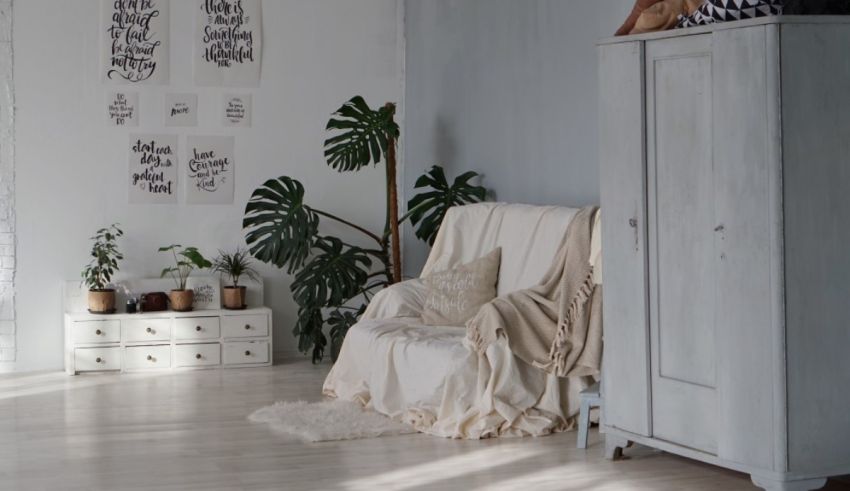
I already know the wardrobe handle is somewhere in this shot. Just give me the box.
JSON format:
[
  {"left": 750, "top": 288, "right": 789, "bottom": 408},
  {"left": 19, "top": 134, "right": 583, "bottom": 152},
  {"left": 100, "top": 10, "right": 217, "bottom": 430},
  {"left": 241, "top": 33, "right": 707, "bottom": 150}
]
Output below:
[
  {"left": 629, "top": 218, "right": 639, "bottom": 251},
  {"left": 196, "top": 354, "right": 202, "bottom": 360}
]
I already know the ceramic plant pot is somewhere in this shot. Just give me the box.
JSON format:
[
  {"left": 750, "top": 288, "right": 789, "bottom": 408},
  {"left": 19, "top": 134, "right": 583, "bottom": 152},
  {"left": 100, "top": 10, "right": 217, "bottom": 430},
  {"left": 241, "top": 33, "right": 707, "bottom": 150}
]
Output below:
[
  {"left": 169, "top": 289, "right": 194, "bottom": 312},
  {"left": 88, "top": 289, "right": 116, "bottom": 314},
  {"left": 222, "top": 286, "right": 247, "bottom": 310}
]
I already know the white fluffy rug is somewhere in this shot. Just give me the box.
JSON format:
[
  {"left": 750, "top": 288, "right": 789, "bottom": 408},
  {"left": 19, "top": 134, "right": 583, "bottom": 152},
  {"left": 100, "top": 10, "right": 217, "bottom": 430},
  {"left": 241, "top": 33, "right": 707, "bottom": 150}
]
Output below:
[{"left": 248, "top": 400, "right": 416, "bottom": 442}]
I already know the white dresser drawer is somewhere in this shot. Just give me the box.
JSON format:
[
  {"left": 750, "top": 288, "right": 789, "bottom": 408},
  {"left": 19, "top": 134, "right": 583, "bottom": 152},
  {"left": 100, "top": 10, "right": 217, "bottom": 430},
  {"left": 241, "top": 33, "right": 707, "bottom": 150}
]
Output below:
[
  {"left": 223, "top": 341, "right": 269, "bottom": 365},
  {"left": 123, "top": 318, "right": 171, "bottom": 343},
  {"left": 75, "top": 347, "right": 121, "bottom": 371},
  {"left": 124, "top": 345, "right": 171, "bottom": 370},
  {"left": 222, "top": 314, "right": 269, "bottom": 338},
  {"left": 174, "top": 317, "right": 220, "bottom": 341},
  {"left": 73, "top": 320, "right": 121, "bottom": 344},
  {"left": 174, "top": 343, "right": 221, "bottom": 367}
]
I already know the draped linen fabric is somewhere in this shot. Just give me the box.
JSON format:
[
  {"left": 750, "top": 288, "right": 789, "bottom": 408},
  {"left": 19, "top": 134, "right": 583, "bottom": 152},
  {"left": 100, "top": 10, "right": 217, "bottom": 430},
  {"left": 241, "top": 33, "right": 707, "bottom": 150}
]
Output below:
[{"left": 323, "top": 203, "right": 600, "bottom": 439}]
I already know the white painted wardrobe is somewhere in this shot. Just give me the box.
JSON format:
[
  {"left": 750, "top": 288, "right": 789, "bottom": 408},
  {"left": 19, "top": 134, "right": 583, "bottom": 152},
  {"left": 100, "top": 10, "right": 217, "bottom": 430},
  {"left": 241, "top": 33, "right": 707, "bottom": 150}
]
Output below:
[{"left": 598, "top": 17, "right": 850, "bottom": 491}]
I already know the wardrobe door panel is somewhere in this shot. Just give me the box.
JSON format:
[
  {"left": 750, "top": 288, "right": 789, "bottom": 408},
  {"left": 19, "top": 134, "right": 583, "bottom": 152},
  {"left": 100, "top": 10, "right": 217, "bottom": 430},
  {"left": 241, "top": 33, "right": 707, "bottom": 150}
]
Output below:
[
  {"left": 646, "top": 34, "right": 718, "bottom": 455},
  {"left": 599, "top": 40, "right": 651, "bottom": 437},
  {"left": 713, "top": 25, "right": 780, "bottom": 471}
]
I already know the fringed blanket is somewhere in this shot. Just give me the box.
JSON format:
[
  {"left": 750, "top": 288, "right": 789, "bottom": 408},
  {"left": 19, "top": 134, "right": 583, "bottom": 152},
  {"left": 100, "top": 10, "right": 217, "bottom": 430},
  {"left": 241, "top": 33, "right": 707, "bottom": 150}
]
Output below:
[{"left": 466, "top": 206, "right": 603, "bottom": 378}]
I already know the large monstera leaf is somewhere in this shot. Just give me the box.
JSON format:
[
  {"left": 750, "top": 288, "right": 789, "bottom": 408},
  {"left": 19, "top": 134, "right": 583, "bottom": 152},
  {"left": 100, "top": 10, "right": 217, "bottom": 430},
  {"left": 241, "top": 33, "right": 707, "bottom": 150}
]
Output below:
[
  {"left": 291, "top": 236, "right": 372, "bottom": 310},
  {"left": 407, "top": 166, "right": 488, "bottom": 245},
  {"left": 324, "top": 96, "right": 399, "bottom": 172},
  {"left": 243, "top": 177, "right": 319, "bottom": 274}
]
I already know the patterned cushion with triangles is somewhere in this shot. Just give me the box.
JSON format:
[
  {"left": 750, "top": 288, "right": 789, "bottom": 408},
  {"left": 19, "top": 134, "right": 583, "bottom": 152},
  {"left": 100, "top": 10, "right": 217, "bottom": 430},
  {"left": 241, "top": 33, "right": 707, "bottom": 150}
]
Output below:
[{"left": 677, "top": 0, "right": 783, "bottom": 28}]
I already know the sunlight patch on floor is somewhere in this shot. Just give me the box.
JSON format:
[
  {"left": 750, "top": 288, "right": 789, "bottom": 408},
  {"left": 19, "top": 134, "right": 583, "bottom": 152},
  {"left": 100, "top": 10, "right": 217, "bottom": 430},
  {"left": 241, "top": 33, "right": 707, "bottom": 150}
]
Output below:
[{"left": 342, "top": 443, "right": 548, "bottom": 491}]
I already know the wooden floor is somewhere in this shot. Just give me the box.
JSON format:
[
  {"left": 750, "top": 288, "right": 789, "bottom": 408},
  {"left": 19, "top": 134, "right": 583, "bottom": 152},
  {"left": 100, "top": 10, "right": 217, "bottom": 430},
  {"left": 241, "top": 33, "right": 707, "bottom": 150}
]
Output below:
[{"left": 0, "top": 359, "right": 847, "bottom": 491}]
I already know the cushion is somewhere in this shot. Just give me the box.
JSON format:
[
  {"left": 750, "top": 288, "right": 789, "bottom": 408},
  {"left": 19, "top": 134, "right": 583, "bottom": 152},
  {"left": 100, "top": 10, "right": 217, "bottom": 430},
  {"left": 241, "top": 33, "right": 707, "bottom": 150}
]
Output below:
[
  {"left": 616, "top": 0, "right": 665, "bottom": 35},
  {"left": 421, "top": 247, "right": 501, "bottom": 326}
]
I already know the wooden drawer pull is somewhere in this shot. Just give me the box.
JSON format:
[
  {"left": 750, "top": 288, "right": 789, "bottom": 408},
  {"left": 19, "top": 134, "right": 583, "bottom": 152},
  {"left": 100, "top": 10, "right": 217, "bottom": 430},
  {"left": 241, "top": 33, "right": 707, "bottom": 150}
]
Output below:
[
  {"left": 95, "top": 329, "right": 102, "bottom": 335},
  {"left": 146, "top": 327, "right": 153, "bottom": 333},
  {"left": 196, "top": 326, "right": 202, "bottom": 332},
  {"left": 95, "top": 357, "right": 103, "bottom": 363},
  {"left": 244, "top": 324, "right": 251, "bottom": 330},
  {"left": 244, "top": 350, "right": 251, "bottom": 356},
  {"left": 196, "top": 353, "right": 202, "bottom": 360},
  {"left": 147, "top": 355, "right": 153, "bottom": 361}
]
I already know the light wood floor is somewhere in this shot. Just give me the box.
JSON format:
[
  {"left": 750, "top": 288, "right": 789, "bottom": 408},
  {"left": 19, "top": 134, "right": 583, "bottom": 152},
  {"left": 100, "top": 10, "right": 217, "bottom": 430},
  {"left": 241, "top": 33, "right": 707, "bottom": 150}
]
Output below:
[{"left": 0, "top": 359, "right": 847, "bottom": 491}]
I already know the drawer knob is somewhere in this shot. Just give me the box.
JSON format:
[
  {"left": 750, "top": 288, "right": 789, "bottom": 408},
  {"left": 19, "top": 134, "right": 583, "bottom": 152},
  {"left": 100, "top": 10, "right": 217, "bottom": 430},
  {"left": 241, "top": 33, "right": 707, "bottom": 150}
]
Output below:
[
  {"left": 95, "top": 357, "right": 102, "bottom": 363},
  {"left": 244, "top": 350, "right": 251, "bottom": 356},
  {"left": 196, "top": 353, "right": 202, "bottom": 360},
  {"left": 146, "top": 327, "right": 153, "bottom": 333},
  {"left": 147, "top": 355, "right": 153, "bottom": 361},
  {"left": 244, "top": 324, "right": 251, "bottom": 330},
  {"left": 196, "top": 326, "right": 202, "bottom": 332},
  {"left": 95, "top": 329, "right": 102, "bottom": 335}
]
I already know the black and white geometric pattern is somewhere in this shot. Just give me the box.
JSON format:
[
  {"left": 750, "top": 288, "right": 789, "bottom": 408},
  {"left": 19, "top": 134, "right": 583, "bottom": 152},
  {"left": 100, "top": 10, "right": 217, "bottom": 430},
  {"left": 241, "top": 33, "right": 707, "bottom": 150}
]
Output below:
[{"left": 677, "top": 0, "right": 783, "bottom": 28}]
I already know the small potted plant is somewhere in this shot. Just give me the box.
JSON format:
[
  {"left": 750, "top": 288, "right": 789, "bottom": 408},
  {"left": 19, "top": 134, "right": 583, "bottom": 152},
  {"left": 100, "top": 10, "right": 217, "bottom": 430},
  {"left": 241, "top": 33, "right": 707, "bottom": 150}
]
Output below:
[
  {"left": 81, "top": 224, "right": 124, "bottom": 314},
  {"left": 159, "top": 244, "right": 211, "bottom": 312},
  {"left": 212, "top": 248, "right": 260, "bottom": 310}
]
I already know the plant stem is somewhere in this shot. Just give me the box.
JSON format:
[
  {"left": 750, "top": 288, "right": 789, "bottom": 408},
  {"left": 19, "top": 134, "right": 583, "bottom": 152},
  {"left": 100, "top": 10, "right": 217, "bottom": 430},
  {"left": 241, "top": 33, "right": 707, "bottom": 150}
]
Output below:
[
  {"left": 384, "top": 102, "right": 402, "bottom": 284},
  {"left": 313, "top": 209, "right": 383, "bottom": 245}
]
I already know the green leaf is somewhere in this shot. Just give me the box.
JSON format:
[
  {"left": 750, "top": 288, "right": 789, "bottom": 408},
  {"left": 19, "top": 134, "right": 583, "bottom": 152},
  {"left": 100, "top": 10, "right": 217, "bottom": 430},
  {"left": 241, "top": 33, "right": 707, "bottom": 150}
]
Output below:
[
  {"left": 328, "top": 305, "right": 366, "bottom": 362},
  {"left": 291, "top": 237, "right": 372, "bottom": 310},
  {"left": 243, "top": 176, "right": 320, "bottom": 274},
  {"left": 323, "top": 96, "right": 399, "bottom": 172},
  {"left": 406, "top": 165, "right": 488, "bottom": 245},
  {"left": 180, "top": 247, "right": 212, "bottom": 269},
  {"left": 292, "top": 307, "right": 326, "bottom": 364}
]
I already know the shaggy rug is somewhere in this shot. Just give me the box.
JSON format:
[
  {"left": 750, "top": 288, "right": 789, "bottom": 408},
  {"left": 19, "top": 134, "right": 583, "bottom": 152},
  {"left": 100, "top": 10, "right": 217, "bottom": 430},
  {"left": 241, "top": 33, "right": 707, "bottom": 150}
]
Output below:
[{"left": 248, "top": 400, "right": 417, "bottom": 442}]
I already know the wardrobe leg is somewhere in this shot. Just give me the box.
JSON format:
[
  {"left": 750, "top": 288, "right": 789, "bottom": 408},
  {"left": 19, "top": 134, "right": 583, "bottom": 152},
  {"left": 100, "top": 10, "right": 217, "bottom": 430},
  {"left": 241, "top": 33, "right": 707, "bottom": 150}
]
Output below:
[
  {"left": 751, "top": 475, "right": 827, "bottom": 491},
  {"left": 603, "top": 435, "right": 631, "bottom": 460}
]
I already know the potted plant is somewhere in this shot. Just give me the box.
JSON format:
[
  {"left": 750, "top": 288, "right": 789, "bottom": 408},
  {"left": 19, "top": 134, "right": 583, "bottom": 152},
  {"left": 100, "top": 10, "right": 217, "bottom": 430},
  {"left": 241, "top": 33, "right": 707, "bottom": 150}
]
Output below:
[
  {"left": 159, "top": 245, "right": 211, "bottom": 312},
  {"left": 212, "top": 248, "right": 260, "bottom": 310},
  {"left": 81, "top": 224, "right": 124, "bottom": 314}
]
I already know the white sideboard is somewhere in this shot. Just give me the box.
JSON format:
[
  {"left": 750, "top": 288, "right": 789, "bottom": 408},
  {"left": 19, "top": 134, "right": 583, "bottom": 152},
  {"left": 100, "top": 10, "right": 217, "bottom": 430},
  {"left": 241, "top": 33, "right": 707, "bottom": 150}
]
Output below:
[{"left": 65, "top": 308, "right": 273, "bottom": 374}]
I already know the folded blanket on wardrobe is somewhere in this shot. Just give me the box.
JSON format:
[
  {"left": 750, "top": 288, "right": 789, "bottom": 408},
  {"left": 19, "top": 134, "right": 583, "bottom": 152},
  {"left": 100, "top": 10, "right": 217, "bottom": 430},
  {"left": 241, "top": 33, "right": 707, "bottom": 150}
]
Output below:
[
  {"left": 466, "top": 206, "right": 602, "bottom": 378},
  {"left": 677, "top": 0, "right": 783, "bottom": 28}
]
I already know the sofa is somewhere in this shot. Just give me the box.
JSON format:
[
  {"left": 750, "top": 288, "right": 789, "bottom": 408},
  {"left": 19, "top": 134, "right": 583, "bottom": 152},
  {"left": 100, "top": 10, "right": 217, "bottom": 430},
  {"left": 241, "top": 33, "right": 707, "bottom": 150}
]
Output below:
[{"left": 323, "top": 202, "right": 600, "bottom": 439}]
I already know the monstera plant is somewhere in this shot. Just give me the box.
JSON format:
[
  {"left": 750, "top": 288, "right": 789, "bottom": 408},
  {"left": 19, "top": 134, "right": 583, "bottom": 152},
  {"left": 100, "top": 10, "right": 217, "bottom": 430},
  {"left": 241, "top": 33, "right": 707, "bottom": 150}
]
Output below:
[{"left": 243, "top": 96, "right": 488, "bottom": 362}]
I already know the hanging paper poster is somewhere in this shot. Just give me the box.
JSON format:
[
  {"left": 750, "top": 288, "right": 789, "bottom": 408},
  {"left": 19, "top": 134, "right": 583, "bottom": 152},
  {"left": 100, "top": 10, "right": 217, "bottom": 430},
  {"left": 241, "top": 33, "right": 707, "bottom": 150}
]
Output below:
[
  {"left": 194, "top": 0, "right": 262, "bottom": 86},
  {"left": 102, "top": 0, "right": 170, "bottom": 84},
  {"left": 165, "top": 93, "right": 199, "bottom": 127},
  {"left": 107, "top": 91, "right": 139, "bottom": 126},
  {"left": 185, "top": 136, "right": 235, "bottom": 204},
  {"left": 129, "top": 134, "right": 178, "bottom": 204},
  {"left": 223, "top": 93, "right": 251, "bottom": 127}
]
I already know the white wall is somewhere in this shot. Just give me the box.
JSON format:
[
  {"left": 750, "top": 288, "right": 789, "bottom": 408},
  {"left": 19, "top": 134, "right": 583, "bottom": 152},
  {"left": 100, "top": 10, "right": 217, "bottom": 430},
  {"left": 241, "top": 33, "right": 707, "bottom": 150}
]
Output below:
[
  {"left": 14, "top": 0, "right": 403, "bottom": 371},
  {"left": 402, "top": 0, "right": 632, "bottom": 272}
]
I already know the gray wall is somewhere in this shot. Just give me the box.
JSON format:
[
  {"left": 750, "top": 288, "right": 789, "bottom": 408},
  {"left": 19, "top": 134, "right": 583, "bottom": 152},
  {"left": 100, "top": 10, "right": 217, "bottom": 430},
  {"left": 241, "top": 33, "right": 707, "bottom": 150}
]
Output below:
[{"left": 403, "top": 0, "right": 632, "bottom": 272}]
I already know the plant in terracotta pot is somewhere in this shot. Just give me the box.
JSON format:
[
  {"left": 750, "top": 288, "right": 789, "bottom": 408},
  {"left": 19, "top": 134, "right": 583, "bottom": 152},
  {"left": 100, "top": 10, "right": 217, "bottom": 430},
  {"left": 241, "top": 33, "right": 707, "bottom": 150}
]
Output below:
[
  {"left": 81, "top": 224, "right": 124, "bottom": 314},
  {"left": 212, "top": 248, "right": 259, "bottom": 310},
  {"left": 159, "top": 245, "right": 211, "bottom": 312}
]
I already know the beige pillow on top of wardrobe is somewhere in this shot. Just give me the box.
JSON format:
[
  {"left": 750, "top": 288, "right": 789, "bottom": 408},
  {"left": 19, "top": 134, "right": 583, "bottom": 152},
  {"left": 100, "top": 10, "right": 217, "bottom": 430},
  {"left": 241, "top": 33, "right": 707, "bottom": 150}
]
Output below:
[{"left": 421, "top": 247, "right": 501, "bottom": 327}]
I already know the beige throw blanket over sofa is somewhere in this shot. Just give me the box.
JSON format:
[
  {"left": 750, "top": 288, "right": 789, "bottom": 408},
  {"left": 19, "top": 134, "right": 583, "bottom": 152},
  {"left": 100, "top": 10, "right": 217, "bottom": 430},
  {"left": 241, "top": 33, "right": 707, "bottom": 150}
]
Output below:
[
  {"left": 324, "top": 203, "right": 602, "bottom": 439},
  {"left": 467, "top": 206, "right": 602, "bottom": 378}
]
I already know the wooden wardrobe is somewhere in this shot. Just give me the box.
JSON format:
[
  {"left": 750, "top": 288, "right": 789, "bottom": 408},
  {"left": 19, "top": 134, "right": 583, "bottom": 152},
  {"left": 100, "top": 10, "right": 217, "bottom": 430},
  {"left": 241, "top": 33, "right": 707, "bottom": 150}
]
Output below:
[{"left": 598, "top": 17, "right": 850, "bottom": 491}]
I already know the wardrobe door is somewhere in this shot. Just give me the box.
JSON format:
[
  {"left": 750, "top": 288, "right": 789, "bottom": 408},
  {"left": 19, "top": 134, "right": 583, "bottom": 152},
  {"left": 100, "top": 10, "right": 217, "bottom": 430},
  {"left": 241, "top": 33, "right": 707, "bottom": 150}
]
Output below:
[
  {"left": 599, "top": 41, "right": 651, "bottom": 437},
  {"left": 713, "top": 25, "right": 780, "bottom": 471},
  {"left": 645, "top": 34, "right": 718, "bottom": 455}
]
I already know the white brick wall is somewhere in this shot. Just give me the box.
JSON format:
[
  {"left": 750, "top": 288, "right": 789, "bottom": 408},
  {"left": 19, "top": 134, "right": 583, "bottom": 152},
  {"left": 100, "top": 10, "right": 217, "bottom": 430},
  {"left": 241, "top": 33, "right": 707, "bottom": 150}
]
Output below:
[{"left": 0, "top": 0, "right": 13, "bottom": 364}]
